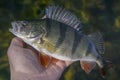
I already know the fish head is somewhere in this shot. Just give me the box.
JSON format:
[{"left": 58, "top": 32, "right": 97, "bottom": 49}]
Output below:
[{"left": 9, "top": 20, "right": 46, "bottom": 44}]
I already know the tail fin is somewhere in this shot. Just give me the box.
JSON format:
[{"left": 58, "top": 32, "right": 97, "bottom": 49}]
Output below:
[
  {"left": 80, "top": 60, "right": 114, "bottom": 78},
  {"left": 99, "top": 61, "right": 114, "bottom": 78}
]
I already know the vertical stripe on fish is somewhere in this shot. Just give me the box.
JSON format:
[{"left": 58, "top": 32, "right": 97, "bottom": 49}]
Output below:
[
  {"left": 45, "top": 19, "right": 51, "bottom": 37},
  {"left": 72, "top": 31, "right": 82, "bottom": 54},
  {"left": 55, "top": 22, "right": 67, "bottom": 48}
]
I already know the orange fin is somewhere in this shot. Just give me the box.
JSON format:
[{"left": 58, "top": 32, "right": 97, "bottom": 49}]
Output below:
[
  {"left": 99, "top": 61, "right": 114, "bottom": 78},
  {"left": 80, "top": 60, "right": 96, "bottom": 74},
  {"left": 39, "top": 53, "right": 51, "bottom": 68},
  {"left": 51, "top": 57, "right": 59, "bottom": 64},
  {"left": 39, "top": 53, "right": 59, "bottom": 68},
  {"left": 99, "top": 68, "right": 106, "bottom": 78}
]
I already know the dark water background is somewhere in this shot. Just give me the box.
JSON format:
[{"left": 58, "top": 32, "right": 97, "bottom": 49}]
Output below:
[{"left": 0, "top": 0, "right": 120, "bottom": 80}]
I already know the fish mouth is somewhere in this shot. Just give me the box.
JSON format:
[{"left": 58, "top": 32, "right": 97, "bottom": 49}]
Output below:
[{"left": 9, "top": 22, "right": 24, "bottom": 38}]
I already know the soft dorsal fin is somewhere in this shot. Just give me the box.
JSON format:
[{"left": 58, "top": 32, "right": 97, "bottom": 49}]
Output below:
[
  {"left": 44, "top": 6, "right": 82, "bottom": 32},
  {"left": 88, "top": 32, "right": 105, "bottom": 54}
]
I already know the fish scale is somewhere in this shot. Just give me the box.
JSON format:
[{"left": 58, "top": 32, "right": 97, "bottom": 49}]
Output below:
[
  {"left": 9, "top": 6, "right": 113, "bottom": 78},
  {"left": 43, "top": 19, "right": 77, "bottom": 57}
]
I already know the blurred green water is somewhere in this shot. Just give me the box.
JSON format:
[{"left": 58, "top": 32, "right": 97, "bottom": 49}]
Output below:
[{"left": 0, "top": 0, "right": 120, "bottom": 80}]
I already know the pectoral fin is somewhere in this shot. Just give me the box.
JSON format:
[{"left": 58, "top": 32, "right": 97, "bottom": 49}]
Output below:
[{"left": 80, "top": 60, "right": 96, "bottom": 73}]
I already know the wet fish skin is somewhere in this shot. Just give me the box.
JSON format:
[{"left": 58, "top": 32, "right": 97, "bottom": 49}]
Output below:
[
  {"left": 10, "top": 19, "right": 103, "bottom": 66},
  {"left": 9, "top": 6, "right": 112, "bottom": 78}
]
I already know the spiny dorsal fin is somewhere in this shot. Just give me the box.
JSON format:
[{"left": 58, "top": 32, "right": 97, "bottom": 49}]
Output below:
[
  {"left": 44, "top": 6, "right": 82, "bottom": 32},
  {"left": 88, "top": 32, "right": 105, "bottom": 54}
]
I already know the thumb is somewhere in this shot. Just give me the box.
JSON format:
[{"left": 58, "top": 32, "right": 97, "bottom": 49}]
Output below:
[
  {"left": 7, "top": 37, "right": 42, "bottom": 74},
  {"left": 7, "top": 37, "right": 25, "bottom": 61},
  {"left": 10, "top": 37, "right": 25, "bottom": 47},
  {"left": 40, "top": 61, "right": 66, "bottom": 80}
]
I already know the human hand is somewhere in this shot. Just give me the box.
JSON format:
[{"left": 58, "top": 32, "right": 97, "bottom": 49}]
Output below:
[{"left": 7, "top": 37, "right": 69, "bottom": 80}]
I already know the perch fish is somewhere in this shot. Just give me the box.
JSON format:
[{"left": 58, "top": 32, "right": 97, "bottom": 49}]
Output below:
[{"left": 9, "top": 6, "right": 112, "bottom": 77}]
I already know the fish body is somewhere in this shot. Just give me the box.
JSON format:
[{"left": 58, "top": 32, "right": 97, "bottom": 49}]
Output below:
[
  {"left": 10, "top": 19, "right": 99, "bottom": 62},
  {"left": 9, "top": 6, "right": 112, "bottom": 77}
]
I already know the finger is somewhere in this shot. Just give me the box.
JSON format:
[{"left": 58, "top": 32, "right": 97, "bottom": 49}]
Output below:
[
  {"left": 65, "top": 61, "right": 73, "bottom": 67},
  {"left": 40, "top": 60, "right": 66, "bottom": 80},
  {"left": 47, "top": 60, "right": 66, "bottom": 74},
  {"left": 50, "top": 58, "right": 73, "bottom": 67},
  {"left": 49, "top": 60, "right": 73, "bottom": 69},
  {"left": 54, "top": 60, "right": 66, "bottom": 69},
  {"left": 7, "top": 37, "right": 43, "bottom": 74},
  {"left": 25, "top": 44, "right": 42, "bottom": 67},
  {"left": 7, "top": 37, "right": 24, "bottom": 59},
  {"left": 10, "top": 37, "right": 25, "bottom": 47},
  {"left": 44, "top": 60, "right": 73, "bottom": 75}
]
